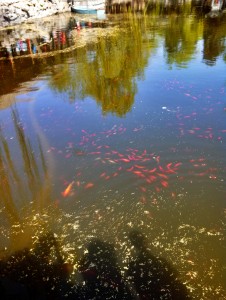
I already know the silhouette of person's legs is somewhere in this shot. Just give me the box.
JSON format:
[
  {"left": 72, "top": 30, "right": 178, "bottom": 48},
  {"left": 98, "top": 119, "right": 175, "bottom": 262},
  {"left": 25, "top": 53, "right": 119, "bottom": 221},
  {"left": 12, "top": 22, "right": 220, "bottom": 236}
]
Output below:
[
  {"left": 78, "top": 238, "right": 133, "bottom": 299},
  {"left": 126, "top": 230, "right": 190, "bottom": 299}
]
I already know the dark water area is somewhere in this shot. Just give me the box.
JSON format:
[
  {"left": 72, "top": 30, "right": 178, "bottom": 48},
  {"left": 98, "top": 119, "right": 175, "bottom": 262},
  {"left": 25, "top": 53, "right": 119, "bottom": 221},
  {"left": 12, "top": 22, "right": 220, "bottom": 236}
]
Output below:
[{"left": 0, "top": 5, "right": 226, "bottom": 300}]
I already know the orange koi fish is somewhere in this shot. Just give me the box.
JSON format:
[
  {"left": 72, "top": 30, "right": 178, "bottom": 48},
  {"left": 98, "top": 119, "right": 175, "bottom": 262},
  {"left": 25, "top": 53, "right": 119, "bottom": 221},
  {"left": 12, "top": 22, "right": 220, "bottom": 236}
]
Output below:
[{"left": 62, "top": 181, "right": 74, "bottom": 197}]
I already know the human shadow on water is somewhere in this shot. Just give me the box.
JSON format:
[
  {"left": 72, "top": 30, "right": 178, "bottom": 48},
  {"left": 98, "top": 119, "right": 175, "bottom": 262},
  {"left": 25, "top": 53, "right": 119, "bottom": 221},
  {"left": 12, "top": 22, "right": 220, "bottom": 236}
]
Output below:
[
  {"left": 126, "top": 230, "right": 191, "bottom": 300},
  {"left": 0, "top": 232, "right": 72, "bottom": 300},
  {"left": 0, "top": 232, "right": 191, "bottom": 299},
  {"left": 77, "top": 238, "right": 133, "bottom": 300}
]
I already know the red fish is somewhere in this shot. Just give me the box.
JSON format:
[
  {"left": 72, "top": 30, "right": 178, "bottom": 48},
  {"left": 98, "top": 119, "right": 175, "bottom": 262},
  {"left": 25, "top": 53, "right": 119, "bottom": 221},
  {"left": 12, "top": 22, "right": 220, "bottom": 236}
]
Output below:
[
  {"left": 161, "top": 181, "right": 169, "bottom": 188},
  {"left": 158, "top": 166, "right": 165, "bottom": 172},
  {"left": 174, "top": 162, "right": 182, "bottom": 168},
  {"left": 127, "top": 166, "right": 134, "bottom": 172},
  {"left": 133, "top": 171, "right": 145, "bottom": 177},
  {"left": 142, "top": 149, "right": 147, "bottom": 156},
  {"left": 149, "top": 175, "right": 156, "bottom": 181},
  {"left": 166, "top": 163, "right": 173, "bottom": 169},
  {"left": 89, "top": 152, "right": 101, "bottom": 155},
  {"left": 155, "top": 156, "right": 160, "bottom": 163},
  {"left": 135, "top": 165, "right": 145, "bottom": 169},
  {"left": 120, "top": 158, "right": 130, "bottom": 163},
  {"left": 84, "top": 182, "right": 94, "bottom": 189},
  {"left": 140, "top": 186, "right": 147, "bottom": 192},
  {"left": 157, "top": 173, "right": 168, "bottom": 179}
]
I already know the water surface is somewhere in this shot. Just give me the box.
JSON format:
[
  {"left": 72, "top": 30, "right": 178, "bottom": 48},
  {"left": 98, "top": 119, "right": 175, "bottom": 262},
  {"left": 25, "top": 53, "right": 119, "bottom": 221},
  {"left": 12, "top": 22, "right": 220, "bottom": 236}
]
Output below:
[{"left": 0, "top": 9, "right": 226, "bottom": 299}]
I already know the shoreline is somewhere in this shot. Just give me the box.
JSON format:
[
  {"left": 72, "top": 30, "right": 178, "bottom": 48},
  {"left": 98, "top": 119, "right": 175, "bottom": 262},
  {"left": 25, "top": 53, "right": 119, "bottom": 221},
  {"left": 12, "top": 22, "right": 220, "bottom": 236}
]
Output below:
[{"left": 0, "top": 0, "right": 71, "bottom": 29}]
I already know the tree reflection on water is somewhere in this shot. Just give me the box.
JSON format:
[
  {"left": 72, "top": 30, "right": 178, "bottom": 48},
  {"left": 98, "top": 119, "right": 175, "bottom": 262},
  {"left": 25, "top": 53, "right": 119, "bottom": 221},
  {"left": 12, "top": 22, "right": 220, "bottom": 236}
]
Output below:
[
  {"left": 0, "top": 106, "right": 54, "bottom": 254},
  {"left": 0, "top": 109, "right": 47, "bottom": 220},
  {"left": 48, "top": 20, "right": 149, "bottom": 116},
  {"left": 1, "top": 11, "right": 226, "bottom": 111}
]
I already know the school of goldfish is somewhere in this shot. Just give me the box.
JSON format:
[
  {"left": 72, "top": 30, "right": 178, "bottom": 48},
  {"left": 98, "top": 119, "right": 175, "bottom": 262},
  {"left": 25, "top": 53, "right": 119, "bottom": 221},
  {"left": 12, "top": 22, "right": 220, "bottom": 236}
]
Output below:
[{"left": 59, "top": 125, "right": 221, "bottom": 199}]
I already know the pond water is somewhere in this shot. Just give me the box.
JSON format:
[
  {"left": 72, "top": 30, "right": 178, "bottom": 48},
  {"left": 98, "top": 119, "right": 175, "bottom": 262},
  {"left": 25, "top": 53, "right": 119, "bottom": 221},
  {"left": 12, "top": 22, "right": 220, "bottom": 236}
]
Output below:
[{"left": 0, "top": 7, "right": 226, "bottom": 300}]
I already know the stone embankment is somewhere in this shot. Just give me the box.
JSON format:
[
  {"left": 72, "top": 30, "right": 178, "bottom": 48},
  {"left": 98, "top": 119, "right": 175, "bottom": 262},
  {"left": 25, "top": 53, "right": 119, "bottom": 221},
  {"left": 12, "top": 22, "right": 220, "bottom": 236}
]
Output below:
[{"left": 0, "top": 0, "right": 70, "bottom": 28}]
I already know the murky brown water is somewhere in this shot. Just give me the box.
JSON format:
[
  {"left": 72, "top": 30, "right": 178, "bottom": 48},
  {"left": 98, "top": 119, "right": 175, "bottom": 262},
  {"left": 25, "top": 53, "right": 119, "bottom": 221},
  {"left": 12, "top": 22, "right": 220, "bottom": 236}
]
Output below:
[{"left": 0, "top": 6, "right": 226, "bottom": 299}]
